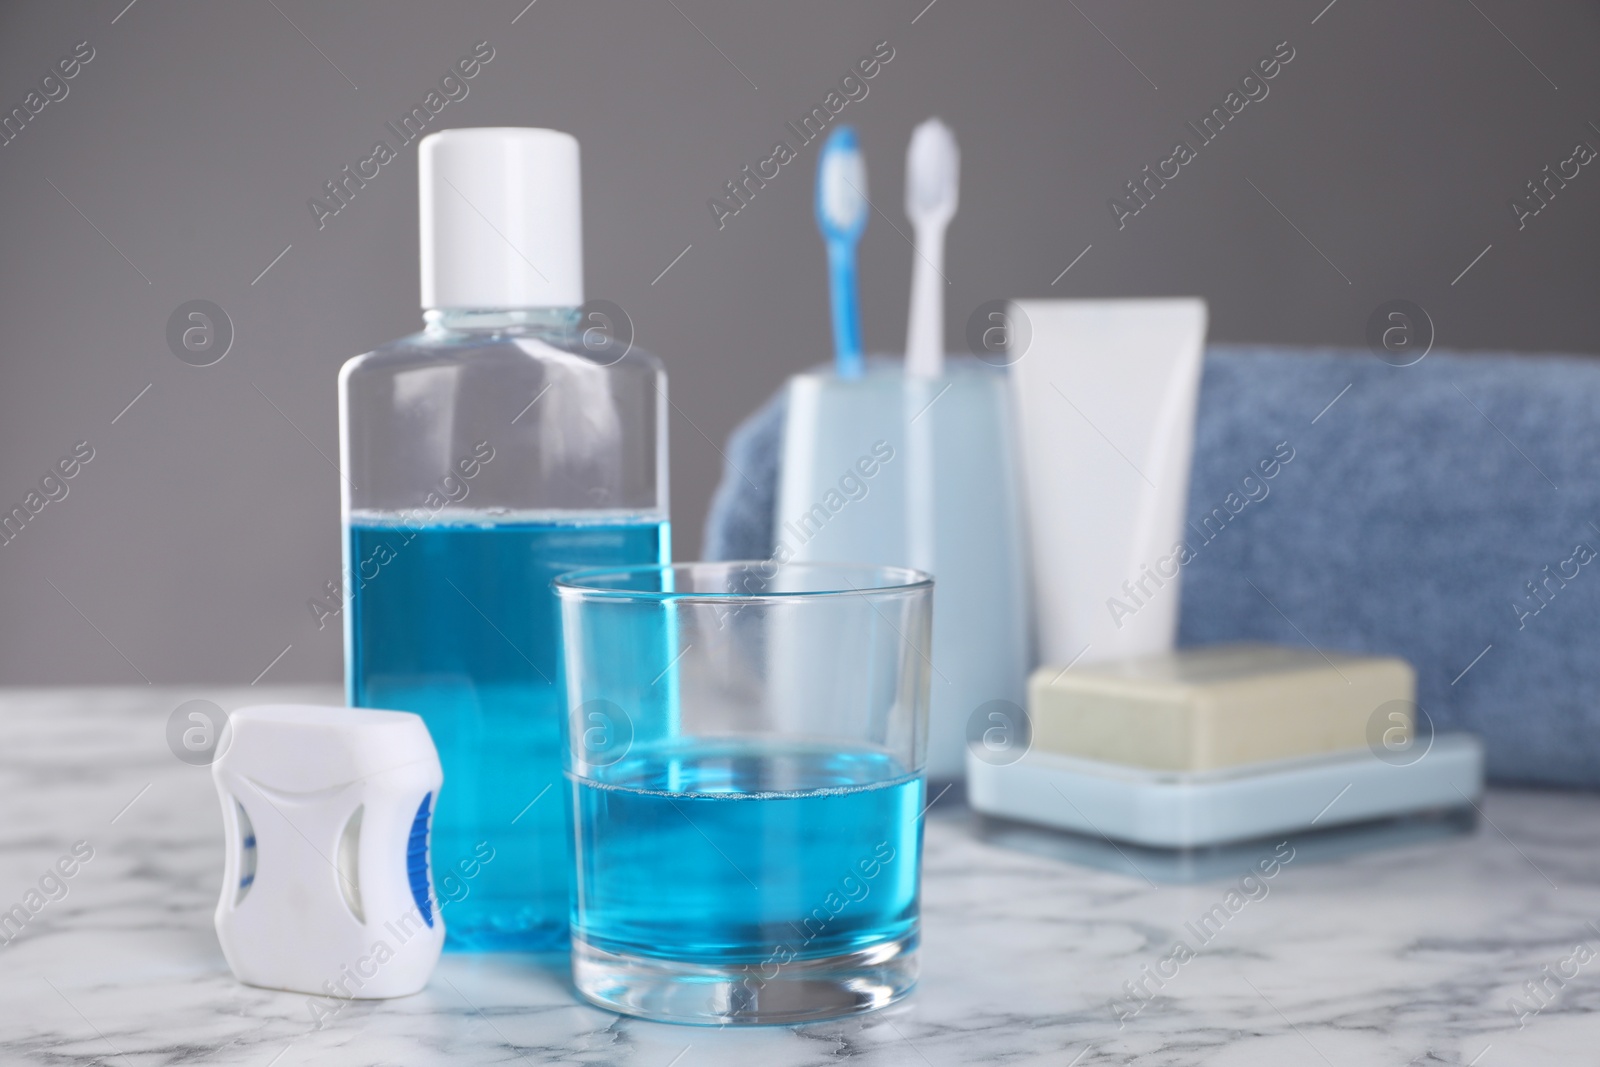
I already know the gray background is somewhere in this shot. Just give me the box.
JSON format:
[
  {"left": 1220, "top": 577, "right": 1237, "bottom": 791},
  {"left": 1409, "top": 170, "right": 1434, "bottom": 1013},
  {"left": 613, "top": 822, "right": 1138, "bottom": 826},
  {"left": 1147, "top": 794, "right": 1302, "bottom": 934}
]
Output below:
[{"left": 1, "top": 0, "right": 1596, "bottom": 685}]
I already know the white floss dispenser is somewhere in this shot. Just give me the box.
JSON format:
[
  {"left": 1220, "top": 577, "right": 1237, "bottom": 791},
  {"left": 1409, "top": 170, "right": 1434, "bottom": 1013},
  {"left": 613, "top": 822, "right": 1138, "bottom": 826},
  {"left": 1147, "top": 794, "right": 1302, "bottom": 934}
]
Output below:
[{"left": 212, "top": 704, "right": 444, "bottom": 998}]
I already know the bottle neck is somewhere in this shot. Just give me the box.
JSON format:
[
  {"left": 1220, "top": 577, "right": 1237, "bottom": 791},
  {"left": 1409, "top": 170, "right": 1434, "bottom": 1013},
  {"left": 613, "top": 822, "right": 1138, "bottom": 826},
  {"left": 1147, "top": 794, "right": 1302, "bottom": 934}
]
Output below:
[{"left": 423, "top": 306, "right": 581, "bottom": 339}]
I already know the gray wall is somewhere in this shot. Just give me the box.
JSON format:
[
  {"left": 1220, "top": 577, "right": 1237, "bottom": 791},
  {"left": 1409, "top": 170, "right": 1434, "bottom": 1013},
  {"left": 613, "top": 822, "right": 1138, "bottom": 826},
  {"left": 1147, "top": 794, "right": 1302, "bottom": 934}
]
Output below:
[{"left": 2, "top": 0, "right": 1597, "bottom": 685}]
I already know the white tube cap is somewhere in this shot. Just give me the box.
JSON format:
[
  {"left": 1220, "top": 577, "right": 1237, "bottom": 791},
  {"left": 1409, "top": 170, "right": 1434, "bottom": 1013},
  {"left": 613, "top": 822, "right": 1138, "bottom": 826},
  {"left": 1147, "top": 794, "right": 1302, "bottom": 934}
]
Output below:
[{"left": 419, "top": 127, "right": 584, "bottom": 309}]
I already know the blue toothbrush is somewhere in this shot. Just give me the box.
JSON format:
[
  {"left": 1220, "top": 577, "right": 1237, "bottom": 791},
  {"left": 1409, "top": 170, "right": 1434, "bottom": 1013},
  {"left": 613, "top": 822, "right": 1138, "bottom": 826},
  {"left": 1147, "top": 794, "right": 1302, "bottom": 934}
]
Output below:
[{"left": 815, "top": 126, "right": 868, "bottom": 379}]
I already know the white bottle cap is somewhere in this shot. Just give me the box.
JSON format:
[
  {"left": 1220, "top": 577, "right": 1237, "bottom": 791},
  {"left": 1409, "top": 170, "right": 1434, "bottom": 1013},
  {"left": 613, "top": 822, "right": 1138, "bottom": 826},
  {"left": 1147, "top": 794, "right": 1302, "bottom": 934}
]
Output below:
[{"left": 419, "top": 127, "right": 584, "bottom": 309}]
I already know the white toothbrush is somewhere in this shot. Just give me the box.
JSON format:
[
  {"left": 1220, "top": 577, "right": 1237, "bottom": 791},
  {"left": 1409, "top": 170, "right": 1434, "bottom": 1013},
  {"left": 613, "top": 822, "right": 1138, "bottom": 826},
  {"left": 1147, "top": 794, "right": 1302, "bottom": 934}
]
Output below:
[{"left": 903, "top": 119, "right": 959, "bottom": 380}]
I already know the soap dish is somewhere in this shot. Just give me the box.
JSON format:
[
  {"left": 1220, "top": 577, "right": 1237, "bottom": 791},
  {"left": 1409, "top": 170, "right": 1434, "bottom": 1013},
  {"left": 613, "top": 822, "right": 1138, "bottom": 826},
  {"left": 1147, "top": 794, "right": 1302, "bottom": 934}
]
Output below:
[{"left": 966, "top": 733, "right": 1484, "bottom": 850}]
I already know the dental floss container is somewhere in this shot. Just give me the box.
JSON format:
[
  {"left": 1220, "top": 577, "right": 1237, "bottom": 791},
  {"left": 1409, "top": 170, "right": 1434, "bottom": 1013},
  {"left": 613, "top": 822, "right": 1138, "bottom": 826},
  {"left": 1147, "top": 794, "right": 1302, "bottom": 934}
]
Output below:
[{"left": 212, "top": 704, "right": 444, "bottom": 998}]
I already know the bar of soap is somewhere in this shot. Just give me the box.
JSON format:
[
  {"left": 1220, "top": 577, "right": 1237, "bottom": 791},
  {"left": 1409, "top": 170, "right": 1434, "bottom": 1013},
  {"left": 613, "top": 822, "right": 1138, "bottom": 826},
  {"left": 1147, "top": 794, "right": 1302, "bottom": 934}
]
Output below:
[{"left": 1027, "top": 644, "right": 1414, "bottom": 771}]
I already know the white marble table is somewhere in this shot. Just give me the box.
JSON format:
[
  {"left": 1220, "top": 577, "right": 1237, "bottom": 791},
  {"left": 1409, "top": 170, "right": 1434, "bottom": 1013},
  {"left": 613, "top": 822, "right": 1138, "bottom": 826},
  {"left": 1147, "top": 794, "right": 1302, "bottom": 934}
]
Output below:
[{"left": 2, "top": 688, "right": 1597, "bottom": 1065}]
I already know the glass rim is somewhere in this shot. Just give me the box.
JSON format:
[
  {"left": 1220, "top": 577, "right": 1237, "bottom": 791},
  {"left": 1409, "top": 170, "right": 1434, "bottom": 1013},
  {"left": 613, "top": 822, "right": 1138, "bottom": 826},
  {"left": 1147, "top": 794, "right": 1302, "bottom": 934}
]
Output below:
[{"left": 553, "top": 560, "right": 932, "bottom": 601}]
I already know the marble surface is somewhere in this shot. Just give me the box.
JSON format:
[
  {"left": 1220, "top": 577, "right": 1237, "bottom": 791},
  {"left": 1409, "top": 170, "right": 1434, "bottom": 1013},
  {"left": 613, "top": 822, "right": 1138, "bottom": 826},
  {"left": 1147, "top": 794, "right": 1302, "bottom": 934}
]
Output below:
[{"left": 2, "top": 687, "right": 1599, "bottom": 1065}]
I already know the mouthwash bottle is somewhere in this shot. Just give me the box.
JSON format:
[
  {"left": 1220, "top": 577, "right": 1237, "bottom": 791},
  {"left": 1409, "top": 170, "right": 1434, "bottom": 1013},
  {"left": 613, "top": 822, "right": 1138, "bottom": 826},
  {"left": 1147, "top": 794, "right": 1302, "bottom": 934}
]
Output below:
[{"left": 339, "top": 128, "right": 669, "bottom": 951}]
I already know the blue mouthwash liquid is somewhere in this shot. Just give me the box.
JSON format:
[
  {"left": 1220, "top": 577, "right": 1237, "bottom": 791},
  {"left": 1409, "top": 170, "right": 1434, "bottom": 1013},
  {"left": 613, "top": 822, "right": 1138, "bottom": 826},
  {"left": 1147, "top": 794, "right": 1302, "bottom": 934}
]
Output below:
[
  {"left": 573, "top": 742, "right": 922, "bottom": 964},
  {"left": 348, "top": 515, "right": 668, "bottom": 951}
]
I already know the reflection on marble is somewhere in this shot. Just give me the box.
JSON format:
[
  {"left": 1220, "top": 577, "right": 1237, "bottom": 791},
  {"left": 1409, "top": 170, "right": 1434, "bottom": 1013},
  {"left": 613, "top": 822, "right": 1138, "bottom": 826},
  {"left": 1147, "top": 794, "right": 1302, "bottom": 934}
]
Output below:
[{"left": 1, "top": 688, "right": 1597, "bottom": 1065}]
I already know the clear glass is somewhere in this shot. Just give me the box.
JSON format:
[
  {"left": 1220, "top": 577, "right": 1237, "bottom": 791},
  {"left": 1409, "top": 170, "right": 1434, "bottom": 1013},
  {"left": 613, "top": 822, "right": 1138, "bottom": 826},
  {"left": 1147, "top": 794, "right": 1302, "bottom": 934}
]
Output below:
[
  {"left": 555, "top": 561, "right": 932, "bottom": 1025},
  {"left": 339, "top": 307, "right": 669, "bottom": 951}
]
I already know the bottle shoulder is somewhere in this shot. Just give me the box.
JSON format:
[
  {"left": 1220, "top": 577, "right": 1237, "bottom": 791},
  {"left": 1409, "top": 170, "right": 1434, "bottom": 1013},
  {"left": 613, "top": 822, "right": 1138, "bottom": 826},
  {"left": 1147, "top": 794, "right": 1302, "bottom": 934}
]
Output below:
[
  {"left": 338, "top": 311, "right": 667, "bottom": 517},
  {"left": 340, "top": 328, "right": 664, "bottom": 382}
]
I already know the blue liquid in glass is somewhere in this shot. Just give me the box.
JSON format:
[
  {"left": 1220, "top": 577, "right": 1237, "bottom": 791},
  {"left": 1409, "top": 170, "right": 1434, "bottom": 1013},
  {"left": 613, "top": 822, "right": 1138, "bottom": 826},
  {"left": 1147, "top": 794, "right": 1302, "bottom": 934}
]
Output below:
[
  {"left": 348, "top": 517, "right": 668, "bottom": 951},
  {"left": 573, "top": 742, "right": 922, "bottom": 964}
]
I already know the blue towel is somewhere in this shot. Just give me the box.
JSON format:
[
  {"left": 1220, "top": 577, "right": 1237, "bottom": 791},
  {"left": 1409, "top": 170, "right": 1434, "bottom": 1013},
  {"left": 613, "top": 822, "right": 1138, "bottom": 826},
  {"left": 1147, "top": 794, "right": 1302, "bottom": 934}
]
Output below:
[
  {"left": 702, "top": 345, "right": 1600, "bottom": 788},
  {"left": 700, "top": 384, "right": 787, "bottom": 562}
]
